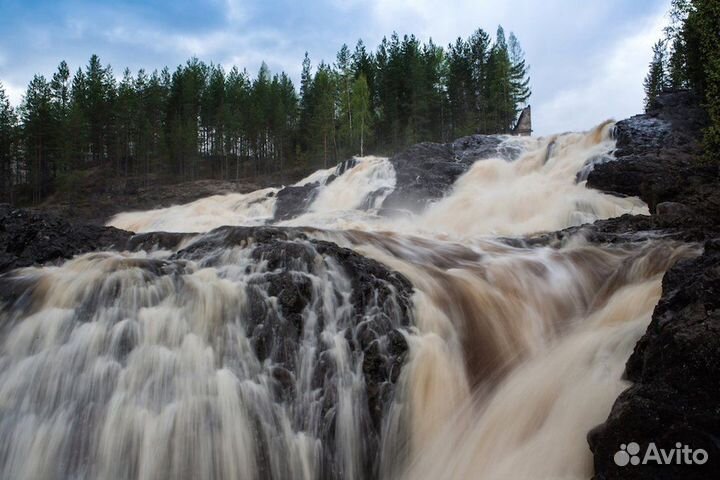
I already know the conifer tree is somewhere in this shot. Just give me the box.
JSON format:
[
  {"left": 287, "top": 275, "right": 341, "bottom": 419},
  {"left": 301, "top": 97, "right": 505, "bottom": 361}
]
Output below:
[
  {"left": 643, "top": 41, "right": 668, "bottom": 111},
  {"left": 0, "top": 83, "right": 18, "bottom": 203}
]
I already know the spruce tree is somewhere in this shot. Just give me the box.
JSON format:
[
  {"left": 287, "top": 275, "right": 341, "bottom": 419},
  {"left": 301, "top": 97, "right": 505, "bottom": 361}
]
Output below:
[
  {"left": 643, "top": 41, "right": 668, "bottom": 111},
  {"left": 20, "top": 75, "right": 54, "bottom": 203},
  {"left": 0, "top": 83, "right": 18, "bottom": 203},
  {"left": 508, "top": 33, "right": 531, "bottom": 120}
]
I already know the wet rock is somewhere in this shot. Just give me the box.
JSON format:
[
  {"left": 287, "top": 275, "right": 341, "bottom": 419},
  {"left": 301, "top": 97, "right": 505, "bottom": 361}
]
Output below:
[
  {"left": 326, "top": 158, "right": 358, "bottom": 185},
  {"left": 128, "top": 231, "right": 193, "bottom": 251},
  {"left": 587, "top": 91, "right": 715, "bottom": 215},
  {"left": 656, "top": 201, "right": 694, "bottom": 218},
  {"left": 382, "top": 135, "right": 504, "bottom": 212},
  {"left": 273, "top": 182, "right": 321, "bottom": 221},
  {"left": 0, "top": 203, "right": 131, "bottom": 274},
  {"left": 171, "top": 225, "right": 413, "bottom": 447},
  {"left": 560, "top": 92, "right": 720, "bottom": 479},
  {"left": 588, "top": 240, "right": 720, "bottom": 480}
]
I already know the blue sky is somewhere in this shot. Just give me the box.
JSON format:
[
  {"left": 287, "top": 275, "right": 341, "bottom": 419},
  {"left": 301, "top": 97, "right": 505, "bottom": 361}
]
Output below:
[{"left": 0, "top": 0, "right": 671, "bottom": 134}]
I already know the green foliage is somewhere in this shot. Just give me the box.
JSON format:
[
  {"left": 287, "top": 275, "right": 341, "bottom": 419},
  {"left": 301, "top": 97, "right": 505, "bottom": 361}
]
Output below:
[
  {"left": 7, "top": 25, "right": 532, "bottom": 204},
  {"left": 644, "top": 41, "right": 668, "bottom": 110},
  {"left": 0, "top": 82, "right": 19, "bottom": 203}
]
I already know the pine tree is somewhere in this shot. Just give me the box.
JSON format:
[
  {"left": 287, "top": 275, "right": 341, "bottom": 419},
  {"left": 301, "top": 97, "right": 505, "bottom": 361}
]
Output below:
[
  {"left": 508, "top": 33, "right": 531, "bottom": 120},
  {"left": 310, "top": 63, "right": 337, "bottom": 167},
  {"left": 0, "top": 82, "right": 18, "bottom": 203},
  {"left": 49, "top": 61, "right": 72, "bottom": 179},
  {"left": 468, "top": 28, "right": 491, "bottom": 132},
  {"left": 298, "top": 52, "right": 314, "bottom": 158},
  {"left": 644, "top": 41, "right": 668, "bottom": 111},
  {"left": 336, "top": 44, "right": 353, "bottom": 156},
  {"left": 446, "top": 37, "right": 474, "bottom": 137},
  {"left": 85, "top": 55, "right": 115, "bottom": 165},
  {"left": 20, "top": 75, "right": 55, "bottom": 203},
  {"left": 225, "top": 67, "right": 251, "bottom": 178},
  {"left": 485, "top": 27, "right": 514, "bottom": 133}
]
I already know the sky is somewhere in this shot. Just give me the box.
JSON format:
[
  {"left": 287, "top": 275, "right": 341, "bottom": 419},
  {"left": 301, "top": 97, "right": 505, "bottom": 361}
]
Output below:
[{"left": 0, "top": 0, "right": 671, "bottom": 135}]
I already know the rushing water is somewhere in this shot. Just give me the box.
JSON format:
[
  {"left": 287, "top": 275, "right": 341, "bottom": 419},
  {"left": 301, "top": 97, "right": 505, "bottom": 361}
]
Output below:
[{"left": 0, "top": 125, "right": 698, "bottom": 479}]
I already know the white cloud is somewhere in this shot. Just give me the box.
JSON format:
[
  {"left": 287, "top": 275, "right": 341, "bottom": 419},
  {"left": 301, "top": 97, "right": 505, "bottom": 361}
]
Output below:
[
  {"left": 534, "top": 5, "right": 668, "bottom": 134},
  {"left": 1, "top": 80, "right": 25, "bottom": 107},
  {"left": 223, "top": 0, "right": 248, "bottom": 23}
]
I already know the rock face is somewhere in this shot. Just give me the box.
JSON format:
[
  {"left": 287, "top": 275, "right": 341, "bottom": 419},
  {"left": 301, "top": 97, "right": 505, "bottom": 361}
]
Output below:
[
  {"left": 0, "top": 203, "right": 131, "bottom": 274},
  {"left": 381, "top": 135, "right": 506, "bottom": 212},
  {"left": 588, "top": 240, "right": 720, "bottom": 479},
  {"left": 272, "top": 159, "right": 358, "bottom": 221},
  {"left": 585, "top": 91, "right": 720, "bottom": 479},
  {"left": 272, "top": 135, "right": 513, "bottom": 220},
  {"left": 587, "top": 91, "right": 718, "bottom": 218},
  {"left": 273, "top": 182, "right": 321, "bottom": 221}
]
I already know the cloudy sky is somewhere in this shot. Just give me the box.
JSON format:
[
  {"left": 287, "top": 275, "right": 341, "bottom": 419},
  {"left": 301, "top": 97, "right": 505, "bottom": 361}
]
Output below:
[{"left": 0, "top": 0, "right": 670, "bottom": 135}]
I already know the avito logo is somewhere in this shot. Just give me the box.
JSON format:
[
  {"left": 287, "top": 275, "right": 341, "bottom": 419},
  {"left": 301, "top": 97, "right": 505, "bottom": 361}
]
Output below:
[{"left": 614, "top": 442, "right": 708, "bottom": 467}]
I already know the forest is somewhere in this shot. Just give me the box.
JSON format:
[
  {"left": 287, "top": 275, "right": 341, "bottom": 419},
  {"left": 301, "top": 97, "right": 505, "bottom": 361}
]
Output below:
[{"left": 0, "top": 26, "right": 530, "bottom": 205}]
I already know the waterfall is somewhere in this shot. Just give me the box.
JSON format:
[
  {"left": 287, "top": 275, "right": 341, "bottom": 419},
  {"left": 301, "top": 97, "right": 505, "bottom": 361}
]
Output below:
[{"left": 0, "top": 124, "right": 695, "bottom": 479}]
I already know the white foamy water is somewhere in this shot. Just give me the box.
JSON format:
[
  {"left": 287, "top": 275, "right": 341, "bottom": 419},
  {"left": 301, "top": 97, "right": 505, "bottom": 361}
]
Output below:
[
  {"left": 0, "top": 123, "right": 693, "bottom": 480},
  {"left": 109, "top": 123, "right": 646, "bottom": 237}
]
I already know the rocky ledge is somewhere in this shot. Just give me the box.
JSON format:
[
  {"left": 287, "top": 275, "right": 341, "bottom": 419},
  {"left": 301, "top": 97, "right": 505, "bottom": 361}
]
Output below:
[
  {"left": 584, "top": 91, "right": 720, "bottom": 479},
  {"left": 0, "top": 203, "right": 132, "bottom": 274}
]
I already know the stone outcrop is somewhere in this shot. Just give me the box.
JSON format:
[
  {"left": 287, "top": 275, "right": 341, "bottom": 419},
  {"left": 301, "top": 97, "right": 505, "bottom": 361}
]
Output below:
[
  {"left": 380, "top": 135, "right": 508, "bottom": 212},
  {"left": 584, "top": 91, "right": 720, "bottom": 479},
  {"left": 0, "top": 203, "right": 131, "bottom": 274}
]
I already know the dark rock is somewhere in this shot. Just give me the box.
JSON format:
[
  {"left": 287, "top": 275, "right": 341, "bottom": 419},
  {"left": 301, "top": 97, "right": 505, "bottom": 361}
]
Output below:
[
  {"left": 656, "top": 201, "right": 694, "bottom": 218},
  {"left": 171, "top": 224, "right": 414, "bottom": 439},
  {"left": 128, "top": 231, "right": 194, "bottom": 251},
  {"left": 550, "top": 91, "right": 720, "bottom": 479},
  {"left": 273, "top": 182, "right": 321, "bottom": 221},
  {"left": 587, "top": 91, "right": 716, "bottom": 216},
  {"left": 588, "top": 241, "right": 720, "bottom": 479},
  {"left": 0, "top": 203, "right": 131, "bottom": 274},
  {"left": 382, "top": 135, "right": 505, "bottom": 212}
]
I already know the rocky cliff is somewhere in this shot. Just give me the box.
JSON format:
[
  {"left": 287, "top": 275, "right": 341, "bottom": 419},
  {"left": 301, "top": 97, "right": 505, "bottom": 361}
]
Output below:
[{"left": 584, "top": 91, "right": 720, "bottom": 479}]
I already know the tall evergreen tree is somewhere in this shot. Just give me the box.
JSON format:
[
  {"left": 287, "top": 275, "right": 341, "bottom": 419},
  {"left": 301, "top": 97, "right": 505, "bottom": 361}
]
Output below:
[
  {"left": 336, "top": 44, "right": 354, "bottom": 156},
  {"left": 485, "top": 27, "right": 514, "bottom": 133},
  {"left": 50, "top": 61, "right": 72, "bottom": 176},
  {"left": 20, "top": 75, "right": 55, "bottom": 203},
  {"left": 644, "top": 41, "right": 668, "bottom": 111},
  {"left": 468, "top": 28, "right": 491, "bottom": 132},
  {"left": 508, "top": 33, "right": 531, "bottom": 119},
  {"left": 310, "top": 62, "right": 337, "bottom": 167},
  {"left": 0, "top": 83, "right": 18, "bottom": 203}
]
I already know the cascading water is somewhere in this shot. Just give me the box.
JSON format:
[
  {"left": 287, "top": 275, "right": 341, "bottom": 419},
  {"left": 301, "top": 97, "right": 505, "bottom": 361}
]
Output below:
[{"left": 0, "top": 125, "right": 697, "bottom": 479}]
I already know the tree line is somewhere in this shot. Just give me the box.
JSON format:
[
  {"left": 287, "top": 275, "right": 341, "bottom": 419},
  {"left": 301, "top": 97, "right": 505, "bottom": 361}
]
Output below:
[
  {"left": 644, "top": 0, "right": 720, "bottom": 158},
  {"left": 0, "top": 26, "right": 530, "bottom": 205}
]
